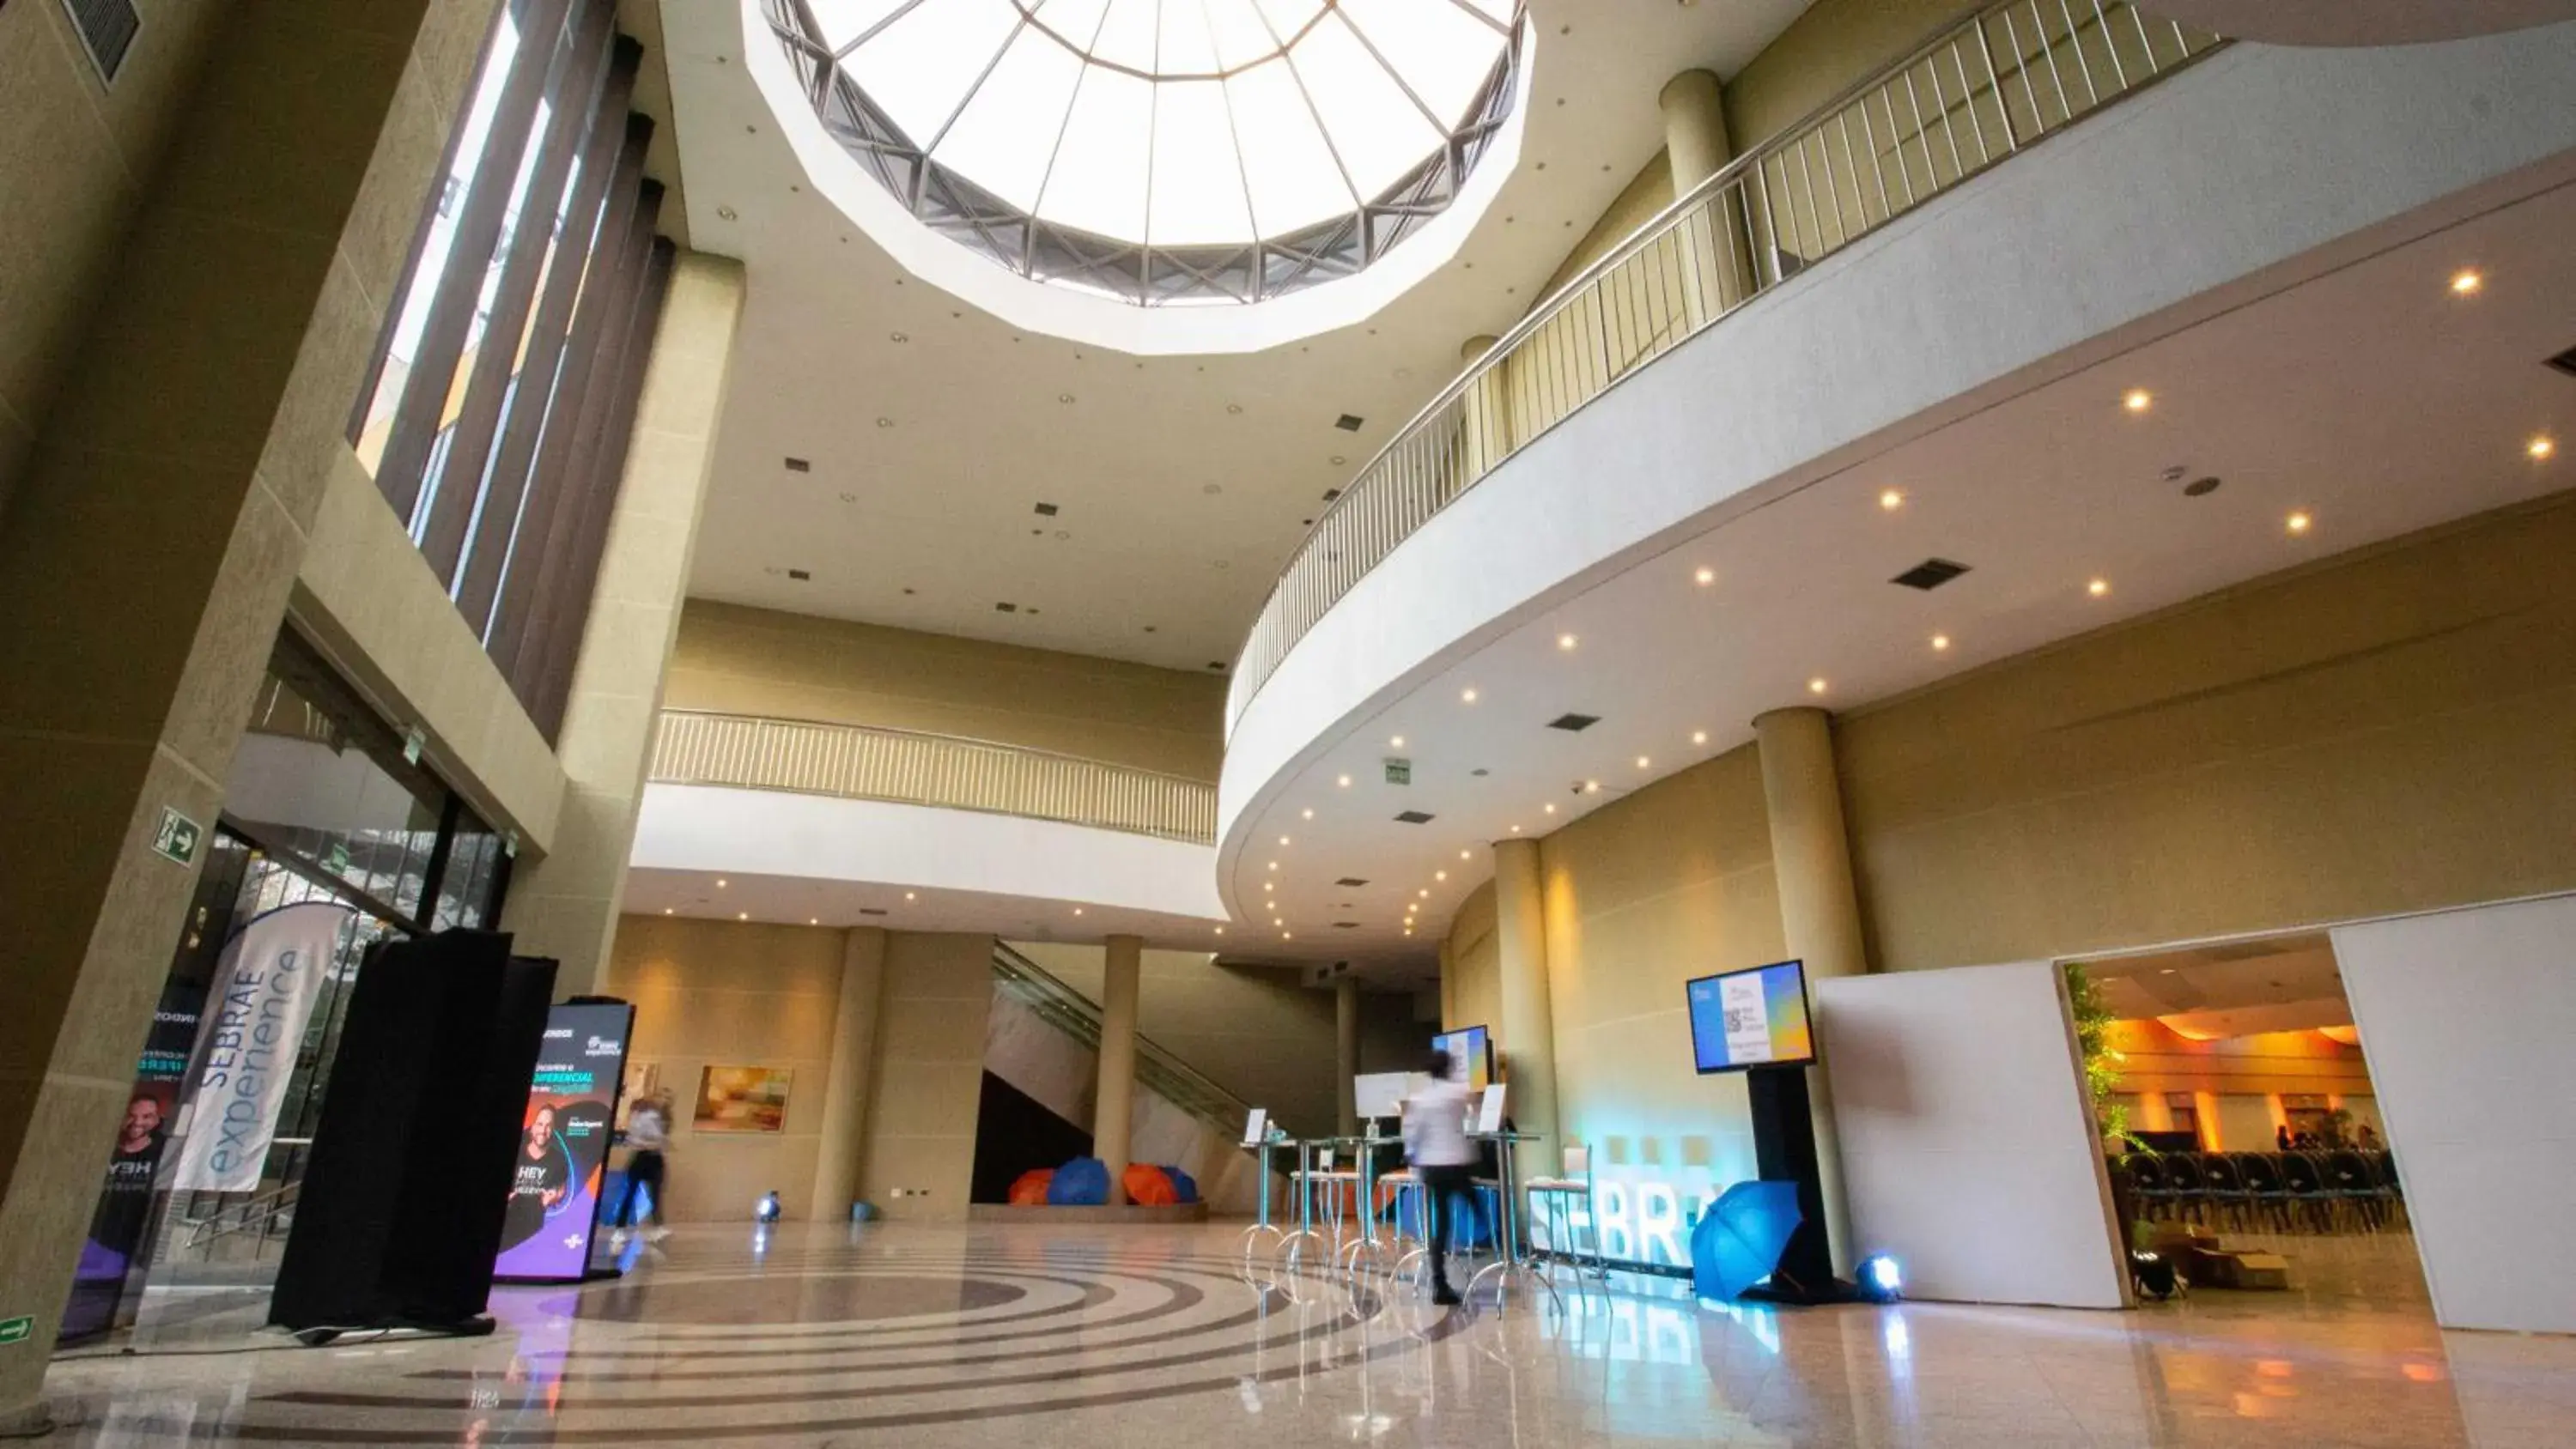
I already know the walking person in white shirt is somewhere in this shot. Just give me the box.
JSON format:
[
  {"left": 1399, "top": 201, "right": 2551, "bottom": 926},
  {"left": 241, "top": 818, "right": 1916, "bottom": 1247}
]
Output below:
[
  {"left": 610, "top": 1094, "right": 673, "bottom": 1247},
  {"left": 1402, "top": 1049, "right": 1477, "bottom": 1307}
]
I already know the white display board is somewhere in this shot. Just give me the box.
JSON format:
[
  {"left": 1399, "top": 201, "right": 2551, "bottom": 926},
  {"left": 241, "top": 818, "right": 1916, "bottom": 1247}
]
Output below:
[
  {"left": 1818, "top": 962, "right": 2129, "bottom": 1309},
  {"left": 2334, "top": 895, "right": 2576, "bottom": 1334},
  {"left": 1353, "top": 1072, "right": 1419, "bottom": 1121}
]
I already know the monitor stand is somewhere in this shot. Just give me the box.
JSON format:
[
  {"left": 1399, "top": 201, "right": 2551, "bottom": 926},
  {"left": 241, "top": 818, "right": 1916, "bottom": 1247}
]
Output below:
[{"left": 1741, "top": 1064, "right": 1856, "bottom": 1306}]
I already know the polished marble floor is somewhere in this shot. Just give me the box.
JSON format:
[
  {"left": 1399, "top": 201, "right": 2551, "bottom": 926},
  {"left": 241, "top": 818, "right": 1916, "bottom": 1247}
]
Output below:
[{"left": 34, "top": 1222, "right": 2575, "bottom": 1446}]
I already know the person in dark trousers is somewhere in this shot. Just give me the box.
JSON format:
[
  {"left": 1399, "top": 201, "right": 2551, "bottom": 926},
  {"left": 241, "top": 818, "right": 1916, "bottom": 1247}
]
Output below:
[
  {"left": 611, "top": 1094, "right": 672, "bottom": 1246},
  {"left": 1402, "top": 1049, "right": 1478, "bottom": 1307},
  {"left": 2275, "top": 1123, "right": 2293, "bottom": 1152}
]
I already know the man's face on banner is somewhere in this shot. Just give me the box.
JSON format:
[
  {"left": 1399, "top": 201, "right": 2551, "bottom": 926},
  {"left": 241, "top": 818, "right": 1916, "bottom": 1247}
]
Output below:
[
  {"left": 120, "top": 1097, "right": 162, "bottom": 1150},
  {"left": 527, "top": 1105, "right": 556, "bottom": 1152}
]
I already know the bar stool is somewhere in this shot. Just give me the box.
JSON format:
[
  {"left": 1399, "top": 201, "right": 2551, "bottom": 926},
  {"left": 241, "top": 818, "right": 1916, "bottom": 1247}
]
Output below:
[
  {"left": 1378, "top": 1167, "right": 1425, "bottom": 1284},
  {"left": 1524, "top": 1143, "right": 1606, "bottom": 1287}
]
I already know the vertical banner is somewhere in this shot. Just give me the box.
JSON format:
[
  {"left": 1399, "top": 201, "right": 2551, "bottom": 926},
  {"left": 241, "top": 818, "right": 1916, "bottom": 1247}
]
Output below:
[
  {"left": 495, "top": 1002, "right": 633, "bottom": 1282},
  {"left": 59, "top": 980, "right": 205, "bottom": 1339},
  {"left": 165, "top": 901, "right": 353, "bottom": 1193}
]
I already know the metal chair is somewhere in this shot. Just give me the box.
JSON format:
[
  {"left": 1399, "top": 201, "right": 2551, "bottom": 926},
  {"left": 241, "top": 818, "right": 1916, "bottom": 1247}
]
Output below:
[
  {"left": 2235, "top": 1152, "right": 2293, "bottom": 1234},
  {"left": 2197, "top": 1152, "right": 2250, "bottom": 1233},
  {"left": 2125, "top": 1153, "right": 2172, "bottom": 1222},
  {"left": 2161, "top": 1152, "right": 2210, "bottom": 1228},
  {"left": 2369, "top": 1150, "right": 2407, "bottom": 1231},
  {"left": 2323, "top": 1149, "right": 2380, "bottom": 1232},
  {"left": 1523, "top": 1143, "right": 1605, "bottom": 1287},
  {"left": 2279, "top": 1151, "right": 2334, "bottom": 1234}
]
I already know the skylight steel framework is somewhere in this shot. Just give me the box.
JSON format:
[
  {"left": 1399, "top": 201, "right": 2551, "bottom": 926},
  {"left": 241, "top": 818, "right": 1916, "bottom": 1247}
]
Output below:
[{"left": 762, "top": 0, "right": 1529, "bottom": 306}]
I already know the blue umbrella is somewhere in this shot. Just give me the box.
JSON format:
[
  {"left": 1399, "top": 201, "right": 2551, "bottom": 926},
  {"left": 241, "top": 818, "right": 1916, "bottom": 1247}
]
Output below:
[{"left": 1692, "top": 1180, "right": 1803, "bottom": 1301}]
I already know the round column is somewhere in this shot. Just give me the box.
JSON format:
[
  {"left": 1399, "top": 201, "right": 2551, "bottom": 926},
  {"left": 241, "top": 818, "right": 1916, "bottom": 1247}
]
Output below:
[
  {"left": 1658, "top": 69, "right": 1733, "bottom": 191},
  {"left": 1335, "top": 976, "right": 1361, "bottom": 1136},
  {"left": 1491, "top": 837, "right": 1560, "bottom": 1148},
  {"left": 1095, "top": 935, "right": 1143, "bottom": 1205},
  {"left": 1753, "top": 706, "right": 1867, "bottom": 1273}
]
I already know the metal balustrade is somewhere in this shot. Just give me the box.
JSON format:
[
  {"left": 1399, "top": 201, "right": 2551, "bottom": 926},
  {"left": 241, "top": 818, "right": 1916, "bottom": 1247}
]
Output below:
[
  {"left": 648, "top": 710, "right": 1218, "bottom": 846},
  {"left": 1224, "top": 0, "right": 2225, "bottom": 731}
]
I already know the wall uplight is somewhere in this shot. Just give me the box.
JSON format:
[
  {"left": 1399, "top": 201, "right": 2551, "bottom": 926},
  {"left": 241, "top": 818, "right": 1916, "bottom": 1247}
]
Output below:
[
  {"left": 2122, "top": 389, "right": 2153, "bottom": 414},
  {"left": 2449, "top": 269, "right": 2483, "bottom": 296}
]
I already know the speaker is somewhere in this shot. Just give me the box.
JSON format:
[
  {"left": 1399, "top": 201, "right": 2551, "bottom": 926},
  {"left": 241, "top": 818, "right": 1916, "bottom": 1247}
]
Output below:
[{"left": 269, "top": 931, "right": 556, "bottom": 1335}]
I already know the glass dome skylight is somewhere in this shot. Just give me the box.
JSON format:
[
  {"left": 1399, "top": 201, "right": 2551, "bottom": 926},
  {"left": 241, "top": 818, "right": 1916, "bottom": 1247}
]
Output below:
[{"left": 762, "top": 0, "right": 1528, "bottom": 306}]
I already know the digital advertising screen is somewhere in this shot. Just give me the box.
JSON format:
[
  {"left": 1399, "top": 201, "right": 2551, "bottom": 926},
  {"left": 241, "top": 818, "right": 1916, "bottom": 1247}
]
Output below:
[
  {"left": 495, "top": 1001, "right": 633, "bottom": 1282},
  {"left": 1431, "top": 1025, "right": 1492, "bottom": 1090},
  {"left": 1687, "top": 961, "right": 1815, "bottom": 1074}
]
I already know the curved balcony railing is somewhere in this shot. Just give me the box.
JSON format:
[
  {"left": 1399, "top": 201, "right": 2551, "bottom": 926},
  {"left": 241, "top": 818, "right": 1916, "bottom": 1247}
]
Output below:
[
  {"left": 648, "top": 711, "right": 1218, "bottom": 846},
  {"left": 1225, "top": 0, "right": 2225, "bottom": 731}
]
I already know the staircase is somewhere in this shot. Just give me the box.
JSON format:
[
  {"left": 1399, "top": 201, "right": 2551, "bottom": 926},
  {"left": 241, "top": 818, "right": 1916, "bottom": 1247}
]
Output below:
[{"left": 983, "top": 944, "right": 1274, "bottom": 1213}]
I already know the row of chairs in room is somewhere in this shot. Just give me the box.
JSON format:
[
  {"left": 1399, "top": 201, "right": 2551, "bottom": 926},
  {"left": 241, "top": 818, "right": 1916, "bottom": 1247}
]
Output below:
[{"left": 2127, "top": 1149, "right": 2405, "bottom": 1234}]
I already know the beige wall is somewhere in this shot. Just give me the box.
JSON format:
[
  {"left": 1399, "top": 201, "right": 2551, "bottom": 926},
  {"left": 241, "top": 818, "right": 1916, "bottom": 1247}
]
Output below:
[
  {"left": 1722, "top": 0, "right": 1978, "bottom": 153},
  {"left": 1534, "top": 746, "right": 1785, "bottom": 1187},
  {"left": 603, "top": 914, "right": 843, "bottom": 1222},
  {"left": 1839, "top": 495, "right": 2576, "bottom": 972},
  {"left": 2106, "top": 1019, "right": 2372, "bottom": 1100},
  {"left": 1532, "top": 157, "right": 1676, "bottom": 308},
  {"left": 668, "top": 600, "right": 1226, "bottom": 780},
  {"left": 0, "top": 0, "right": 229, "bottom": 517},
  {"left": 1012, "top": 942, "right": 1416, "bottom": 1137},
  {"left": 859, "top": 930, "right": 996, "bottom": 1222},
  {"left": 603, "top": 917, "right": 994, "bottom": 1222}
]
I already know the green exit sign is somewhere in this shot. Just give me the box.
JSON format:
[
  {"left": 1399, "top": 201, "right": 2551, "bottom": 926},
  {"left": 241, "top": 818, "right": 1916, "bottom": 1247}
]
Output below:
[
  {"left": 151, "top": 808, "right": 202, "bottom": 867},
  {"left": 1383, "top": 758, "right": 1411, "bottom": 786},
  {"left": 0, "top": 1313, "right": 33, "bottom": 1346}
]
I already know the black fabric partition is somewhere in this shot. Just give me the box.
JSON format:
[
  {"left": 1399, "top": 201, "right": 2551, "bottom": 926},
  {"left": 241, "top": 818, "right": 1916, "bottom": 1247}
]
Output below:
[{"left": 269, "top": 932, "right": 556, "bottom": 1336}]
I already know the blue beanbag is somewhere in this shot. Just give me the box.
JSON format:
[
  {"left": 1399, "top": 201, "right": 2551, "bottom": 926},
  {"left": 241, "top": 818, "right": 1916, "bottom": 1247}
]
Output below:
[
  {"left": 1160, "top": 1166, "right": 1200, "bottom": 1203},
  {"left": 1047, "top": 1156, "right": 1110, "bottom": 1205}
]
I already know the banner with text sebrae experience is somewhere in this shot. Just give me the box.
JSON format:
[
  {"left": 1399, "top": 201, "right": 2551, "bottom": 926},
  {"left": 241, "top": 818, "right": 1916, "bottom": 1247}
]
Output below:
[{"left": 165, "top": 901, "right": 354, "bottom": 1192}]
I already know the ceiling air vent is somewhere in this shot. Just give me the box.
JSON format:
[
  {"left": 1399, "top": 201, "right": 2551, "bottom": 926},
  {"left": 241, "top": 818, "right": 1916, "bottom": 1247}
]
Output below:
[
  {"left": 1393, "top": 810, "right": 1435, "bottom": 825},
  {"left": 1321, "top": 488, "right": 1342, "bottom": 501},
  {"left": 1334, "top": 876, "right": 1370, "bottom": 888},
  {"left": 1333, "top": 921, "right": 1360, "bottom": 930},
  {"left": 783, "top": 457, "right": 811, "bottom": 473},
  {"left": 1547, "top": 712, "right": 1601, "bottom": 731},
  {"left": 2546, "top": 343, "right": 2576, "bottom": 379},
  {"left": 1892, "top": 557, "right": 1971, "bottom": 591},
  {"left": 64, "top": 0, "right": 140, "bottom": 83},
  {"left": 787, "top": 568, "right": 811, "bottom": 581},
  {"left": 1033, "top": 501, "right": 1060, "bottom": 516},
  {"left": 1334, "top": 414, "right": 1365, "bottom": 431},
  {"left": 858, "top": 907, "right": 889, "bottom": 917},
  {"left": 1206, "top": 661, "right": 1225, "bottom": 671},
  {"left": 994, "top": 602, "right": 1018, "bottom": 612}
]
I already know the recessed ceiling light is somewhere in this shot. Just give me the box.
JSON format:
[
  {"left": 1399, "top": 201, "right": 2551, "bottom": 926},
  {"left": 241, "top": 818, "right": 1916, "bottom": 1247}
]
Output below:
[
  {"left": 662, "top": 907, "right": 672, "bottom": 915},
  {"left": 1459, "top": 849, "right": 1472, "bottom": 860},
  {"left": 1058, "top": 393, "right": 1075, "bottom": 404},
  {"left": 1931, "top": 634, "right": 1952, "bottom": 652},
  {"left": 1226, "top": 403, "right": 1244, "bottom": 414},
  {"left": 1436, "top": 870, "right": 1448, "bottom": 882},
  {"left": 1073, "top": 906, "right": 1084, "bottom": 915},
  {"left": 1807, "top": 678, "right": 1828, "bottom": 694},
  {"left": 2123, "top": 389, "right": 2152, "bottom": 414},
  {"left": 809, "top": 917, "right": 819, "bottom": 925},
  {"left": 1263, "top": 882, "right": 1273, "bottom": 892},
  {"left": 2450, "top": 269, "right": 2483, "bottom": 296},
  {"left": 2087, "top": 578, "right": 2111, "bottom": 597},
  {"left": 1693, "top": 567, "right": 1715, "bottom": 585},
  {"left": 1692, "top": 731, "right": 1708, "bottom": 745},
  {"left": 2530, "top": 435, "right": 2557, "bottom": 461},
  {"left": 2286, "top": 511, "right": 2313, "bottom": 535},
  {"left": 1267, "top": 861, "right": 1279, "bottom": 871},
  {"left": 1879, "top": 488, "right": 1904, "bottom": 510},
  {"left": 1214, "top": 925, "right": 1224, "bottom": 935},
  {"left": 1510, "top": 824, "right": 1522, "bottom": 833},
  {"left": 1389, "top": 735, "right": 1405, "bottom": 749},
  {"left": 716, "top": 205, "right": 738, "bottom": 221},
  {"left": 1279, "top": 835, "right": 1291, "bottom": 846},
  {"left": 1301, "top": 807, "right": 1314, "bottom": 819},
  {"left": 1337, "top": 774, "right": 1352, "bottom": 788},
  {"left": 1635, "top": 756, "right": 1650, "bottom": 769},
  {"left": 1418, "top": 888, "right": 1431, "bottom": 898},
  {"left": 1583, "top": 779, "right": 1601, "bottom": 793},
  {"left": 1282, "top": 931, "right": 1293, "bottom": 940},
  {"left": 1461, "top": 687, "right": 1479, "bottom": 703},
  {"left": 905, "top": 891, "right": 916, "bottom": 900},
  {"left": 1558, "top": 633, "right": 1577, "bottom": 651},
  {"left": 716, "top": 878, "right": 728, "bottom": 888},
  {"left": 875, "top": 417, "right": 894, "bottom": 428},
  {"left": 889, "top": 331, "right": 908, "bottom": 343},
  {"left": 1543, "top": 803, "right": 1556, "bottom": 815}
]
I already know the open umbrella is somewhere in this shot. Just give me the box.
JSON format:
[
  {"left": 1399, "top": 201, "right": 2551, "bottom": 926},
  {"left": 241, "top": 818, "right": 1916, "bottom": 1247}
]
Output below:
[{"left": 1691, "top": 1180, "right": 1802, "bottom": 1301}]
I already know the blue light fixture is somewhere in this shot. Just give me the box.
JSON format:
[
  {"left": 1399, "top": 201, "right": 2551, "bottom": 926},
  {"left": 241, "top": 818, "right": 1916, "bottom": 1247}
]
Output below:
[
  {"left": 755, "top": 1190, "right": 782, "bottom": 1224},
  {"left": 1858, "top": 1253, "right": 1904, "bottom": 1303}
]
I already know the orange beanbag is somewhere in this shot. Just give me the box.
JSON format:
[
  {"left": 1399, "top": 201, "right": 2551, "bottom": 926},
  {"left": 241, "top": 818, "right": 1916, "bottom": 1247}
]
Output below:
[
  {"left": 1009, "top": 1169, "right": 1054, "bottom": 1206},
  {"left": 1123, "top": 1164, "right": 1177, "bottom": 1206}
]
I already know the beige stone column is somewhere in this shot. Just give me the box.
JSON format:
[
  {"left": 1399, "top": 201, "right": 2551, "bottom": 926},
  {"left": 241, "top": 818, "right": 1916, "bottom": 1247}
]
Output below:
[
  {"left": 503, "top": 252, "right": 744, "bottom": 997},
  {"left": 808, "top": 927, "right": 888, "bottom": 1222},
  {"left": 1490, "top": 838, "right": 1560, "bottom": 1149},
  {"left": 0, "top": 2, "right": 498, "bottom": 1427},
  {"left": 1660, "top": 68, "right": 1749, "bottom": 323},
  {"left": 1754, "top": 706, "right": 1868, "bottom": 1274},
  {"left": 1095, "top": 935, "right": 1143, "bottom": 1205},
  {"left": 1335, "top": 976, "right": 1362, "bottom": 1135},
  {"left": 1454, "top": 335, "right": 1508, "bottom": 495},
  {"left": 1437, "top": 936, "right": 1458, "bottom": 1030}
]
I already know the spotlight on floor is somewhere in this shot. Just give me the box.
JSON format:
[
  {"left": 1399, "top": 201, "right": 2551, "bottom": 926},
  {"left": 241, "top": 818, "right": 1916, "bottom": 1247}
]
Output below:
[{"left": 1857, "top": 1253, "right": 1905, "bottom": 1303}]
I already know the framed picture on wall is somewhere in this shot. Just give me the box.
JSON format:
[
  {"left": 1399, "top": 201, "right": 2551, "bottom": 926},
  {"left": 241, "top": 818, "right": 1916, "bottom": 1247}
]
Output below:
[{"left": 693, "top": 1065, "right": 792, "bottom": 1133}]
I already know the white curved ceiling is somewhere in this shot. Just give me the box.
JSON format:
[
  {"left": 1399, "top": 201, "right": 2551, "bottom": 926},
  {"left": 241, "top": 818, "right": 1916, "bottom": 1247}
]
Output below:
[{"left": 2142, "top": 0, "right": 2576, "bottom": 46}]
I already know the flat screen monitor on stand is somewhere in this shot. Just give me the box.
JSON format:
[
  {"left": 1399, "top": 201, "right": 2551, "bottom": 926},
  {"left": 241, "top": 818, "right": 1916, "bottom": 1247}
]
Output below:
[
  {"left": 1686, "top": 960, "right": 1850, "bottom": 1303},
  {"left": 1430, "top": 1024, "right": 1492, "bottom": 1089}
]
